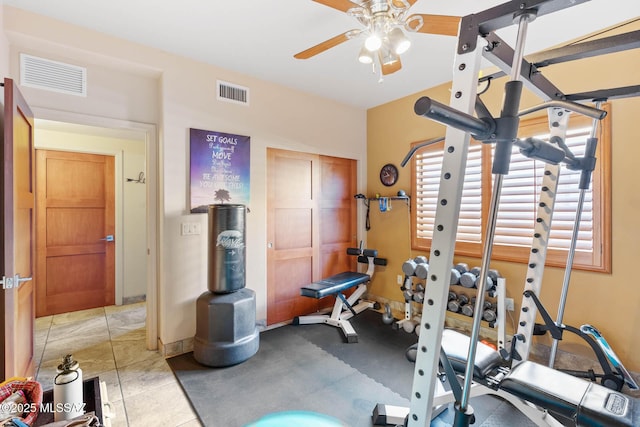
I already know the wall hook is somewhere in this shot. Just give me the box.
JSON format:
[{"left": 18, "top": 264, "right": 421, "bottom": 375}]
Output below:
[{"left": 126, "top": 171, "right": 146, "bottom": 184}]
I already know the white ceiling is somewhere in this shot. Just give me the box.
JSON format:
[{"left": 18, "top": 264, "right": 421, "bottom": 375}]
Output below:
[{"left": 4, "top": 0, "right": 639, "bottom": 109}]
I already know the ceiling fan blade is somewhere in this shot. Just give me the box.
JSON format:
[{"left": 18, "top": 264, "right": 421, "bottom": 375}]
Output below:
[
  {"left": 407, "top": 14, "right": 461, "bottom": 36},
  {"left": 380, "top": 56, "right": 402, "bottom": 75},
  {"left": 392, "top": 0, "right": 418, "bottom": 8},
  {"left": 294, "top": 32, "right": 352, "bottom": 59},
  {"left": 312, "top": 0, "right": 361, "bottom": 13}
]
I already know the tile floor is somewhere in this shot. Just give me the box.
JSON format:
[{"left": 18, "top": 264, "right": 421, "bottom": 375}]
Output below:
[{"left": 35, "top": 303, "right": 203, "bottom": 427}]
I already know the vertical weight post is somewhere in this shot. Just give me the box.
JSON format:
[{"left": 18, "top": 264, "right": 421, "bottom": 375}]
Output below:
[
  {"left": 455, "top": 12, "right": 534, "bottom": 425},
  {"left": 407, "top": 37, "right": 484, "bottom": 427}
]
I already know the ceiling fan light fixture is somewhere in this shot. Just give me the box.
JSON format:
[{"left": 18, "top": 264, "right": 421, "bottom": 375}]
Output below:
[
  {"left": 380, "top": 48, "right": 400, "bottom": 66},
  {"left": 388, "top": 27, "right": 411, "bottom": 55},
  {"left": 364, "top": 33, "right": 383, "bottom": 51},
  {"left": 358, "top": 45, "right": 375, "bottom": 64}
]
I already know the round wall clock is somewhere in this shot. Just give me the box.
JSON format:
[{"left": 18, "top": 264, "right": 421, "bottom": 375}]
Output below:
[{"left": 379, "top": 163, "right": 399, "bottom": 187}]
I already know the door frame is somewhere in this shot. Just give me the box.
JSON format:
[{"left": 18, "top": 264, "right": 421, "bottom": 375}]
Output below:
[{"left": 31, "top": 107, "right": 159, "bottom": 350}]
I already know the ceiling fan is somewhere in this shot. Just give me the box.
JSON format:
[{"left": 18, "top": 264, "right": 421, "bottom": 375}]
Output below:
[{"left": 294, "top": 0, "right": 461, "bottom": 76}]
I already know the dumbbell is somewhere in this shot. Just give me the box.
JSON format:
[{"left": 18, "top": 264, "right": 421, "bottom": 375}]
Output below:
[
  {"left": 402, "top": 288, "right": 413, "bottom": 303},
  {"left": 402, "top": 259, "right": 417, "bottom": 276},
  {"left": 412, "top": 291, "right": 425, "bottom": 304},
  {"left": 414, "top": 255, "right": 428, "bottom": 264},
  {"left": 447, "top": 294, "right": 469, "bottom": 313},
  {"left": 454, "top": 263, "right": 469, "bottom": 274},
  {"left": 461, "top": 298, "right": 495, "bottom": 318},
  {"left": 459, "top": 266, "right": 495, "bottom": 290},
  {"left": 488, "top": 269, "right": 500, "bottom": 282},
  {"left": 415, "top": 262, "right": 429, "bottom": 280},
  {"left": 465, "top": 298, "right": 496, "bottom": 318},
  {"left": 483, "top": 308, "right": 497, "bottom": 323},
  {"left": 407, "top": 283, "right": 425, "bottom": 303},
  {"left": 450, "top": 268, "right": 461, "bottom": 285},
  {"left": 401, "top": 256, "right": 429, "bottom": 277},
  {"left": 474, "top": 300, "right": 497, "bottom": 322},
  {"left": 461, "top": 303, "right": 474, "bottom": 317}
]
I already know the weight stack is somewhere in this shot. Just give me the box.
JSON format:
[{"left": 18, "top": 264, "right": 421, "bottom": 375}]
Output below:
[{"left": 194, "top": 204, "right": 259, "bottom": 367}]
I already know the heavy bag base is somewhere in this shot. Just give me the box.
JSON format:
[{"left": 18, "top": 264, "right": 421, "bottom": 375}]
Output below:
[{"left": 193, "top": 288, "right": 260, "bottom": 367}]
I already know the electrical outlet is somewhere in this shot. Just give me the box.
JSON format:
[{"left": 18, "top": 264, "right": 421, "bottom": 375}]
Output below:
[
  {"left": 397, "top": 275, "right": 403, "bottom": 285},
  {"left": 505, "top": 297, "right": 514, "bottom": 311}
]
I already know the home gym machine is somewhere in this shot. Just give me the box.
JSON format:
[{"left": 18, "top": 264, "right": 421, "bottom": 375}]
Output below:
[{"left": 374, "top": 0, "right": 640, "bottom": 426}]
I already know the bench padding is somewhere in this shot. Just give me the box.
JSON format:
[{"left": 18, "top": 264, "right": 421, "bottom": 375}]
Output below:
[
  {"left": 300, "top": 272, "right": 370, "bottom": 299},
  {"left": 441, "top": 329, "right": 504, "bottom": 379},
  {"left": 501, "top": 361, "right": 639, "bottom": 426}
]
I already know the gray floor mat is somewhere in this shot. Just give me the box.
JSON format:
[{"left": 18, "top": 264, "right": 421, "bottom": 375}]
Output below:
[{"left": 169, "top": 310, "right": 537, "bottom": 427}]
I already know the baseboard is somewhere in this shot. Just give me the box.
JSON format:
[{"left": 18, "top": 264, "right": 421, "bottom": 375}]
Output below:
[
  {"left": 122, "top": 294, "right": 146, "bottom": 305},
  {"left": 158, "top": 337, "right": 194, "bottom": 358},
  {"left": 159, "top": 318, "right": 268, "bottom": 358}
]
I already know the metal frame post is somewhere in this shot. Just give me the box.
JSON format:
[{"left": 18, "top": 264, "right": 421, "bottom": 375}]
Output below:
[
  {"left": 406, "top": 37, "right": 484, "bottom": 427},
  {"left": 512, "top": 107, "right": 570, "bottom": 365},
  {"left": 548, "top": 101, "right": 602, "bottom": 367},
  {"left": 456, "top": 12, "right": 534, "bottom": 424}
]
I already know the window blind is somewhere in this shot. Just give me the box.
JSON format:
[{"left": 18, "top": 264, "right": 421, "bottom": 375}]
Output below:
[
  {"left": 411, "top": 108, "right": 609, "bottom": 271},
  {"left": 415, "top": 142, "right": 483, "bottom": 243},
  {"left": 494, "top": 127, "right": 594, "bottom": 252}
]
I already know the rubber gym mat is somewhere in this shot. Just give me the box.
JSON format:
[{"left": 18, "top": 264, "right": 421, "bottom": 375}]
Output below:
[
  {"left": 285, "top": 309, "right": 536, "bottom": 426},
  {"left": 168, "top": 309, "right": 537, "bottom": 426},
  {"left": 168, "top": 326, "right": 409, "bottom": 427}
]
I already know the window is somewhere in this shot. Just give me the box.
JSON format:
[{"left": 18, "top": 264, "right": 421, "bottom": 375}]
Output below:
[{"left": 411, "top": 105, "right": 611, "bottom": 272}]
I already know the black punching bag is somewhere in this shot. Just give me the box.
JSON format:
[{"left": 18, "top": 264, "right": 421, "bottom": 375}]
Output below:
[{"left": 194, "top": 204, "right": 259, "bottom": 367}]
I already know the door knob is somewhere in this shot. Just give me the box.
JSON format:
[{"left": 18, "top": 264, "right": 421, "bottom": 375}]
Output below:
[
  {"left": 1, "top": 274, "right": 32, "bottom": 289},
  {"left": 101, "top": 235, "right": 114, "bottom": 242}
]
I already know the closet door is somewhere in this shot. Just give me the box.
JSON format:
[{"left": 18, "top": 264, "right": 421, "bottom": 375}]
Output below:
[
  {"left": 317, "top": 155, "right": 358, "bottom": 287},
  {"left": 266, "top": 149, "right": 356, "bottom": 324}
]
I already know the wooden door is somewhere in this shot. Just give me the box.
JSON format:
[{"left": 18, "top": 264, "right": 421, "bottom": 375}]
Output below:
[
  {"left": 266, "top": 148, "right": 357, "bottom": 325},
  {"left": 1, "top": 78, "right": 36, "bottom": 379},
  {"left": 318, "top": 155, "right": 358, "bottom": 279},
  {"left": 35, "top": 150, "right": 115, "bottom": 316}
]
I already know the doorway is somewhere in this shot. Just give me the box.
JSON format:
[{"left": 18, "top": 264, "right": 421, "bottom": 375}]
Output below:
[{"left": 32, "top": 113, "right": 158, "bottom": 350}]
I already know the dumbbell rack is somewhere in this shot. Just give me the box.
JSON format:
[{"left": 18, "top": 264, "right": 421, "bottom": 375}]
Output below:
[
  {"left": 395, "top": 263, "right": 507, "bottom": 353},
  {"left": 446, "top": 277, "right": 507, "bottom": 352},
  {"left": 394, "top": 271, "right": 425, "bottom": 334}
]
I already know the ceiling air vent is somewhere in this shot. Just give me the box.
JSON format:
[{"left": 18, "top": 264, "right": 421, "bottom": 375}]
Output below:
[
  {"left": 20, "top": 53, "right": 87, "bottom": 97},
  {"left": 217, "top": 80, "right": 249, "bottom": 106}
]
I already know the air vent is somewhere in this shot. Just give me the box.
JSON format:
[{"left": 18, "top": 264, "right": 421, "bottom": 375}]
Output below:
[
  {"left": 217, "top": 80, "right": 249, "bottom": 106},
  {"left": 20, "top": 53, "right": 87, "bottom": 97}
]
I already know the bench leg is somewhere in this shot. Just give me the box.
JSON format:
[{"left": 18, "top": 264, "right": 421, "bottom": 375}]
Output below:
[
  {"left": 294, "top": 314, "right": 330, "bottom": 325},
  {"left": 294, "top": 283, "right": 376, "bottom": 343}
]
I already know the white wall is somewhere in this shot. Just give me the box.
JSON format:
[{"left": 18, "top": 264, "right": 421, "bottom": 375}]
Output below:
[
  {"left": 3, "top": 6, "right": 368, "bottom": 348},
  {"left": 0, "top": 2, "right": 8, "bottom": 77},
  {"left": 34, "top": 125, "right": 148, "bottom": 301},
  {"left": 157, "top": 50, "right": 367, "bottom": 345}
]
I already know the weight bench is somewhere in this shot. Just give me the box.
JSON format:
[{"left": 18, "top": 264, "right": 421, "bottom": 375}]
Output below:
[
  {"left": 293, "top": 247, "right": 386, "bottom": 343},
  {"left": 374, "top": 329, "right": 640, "bottom": 426},
  {"left": 502, "top": 360, "right": 640, "bottom": 426}
]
